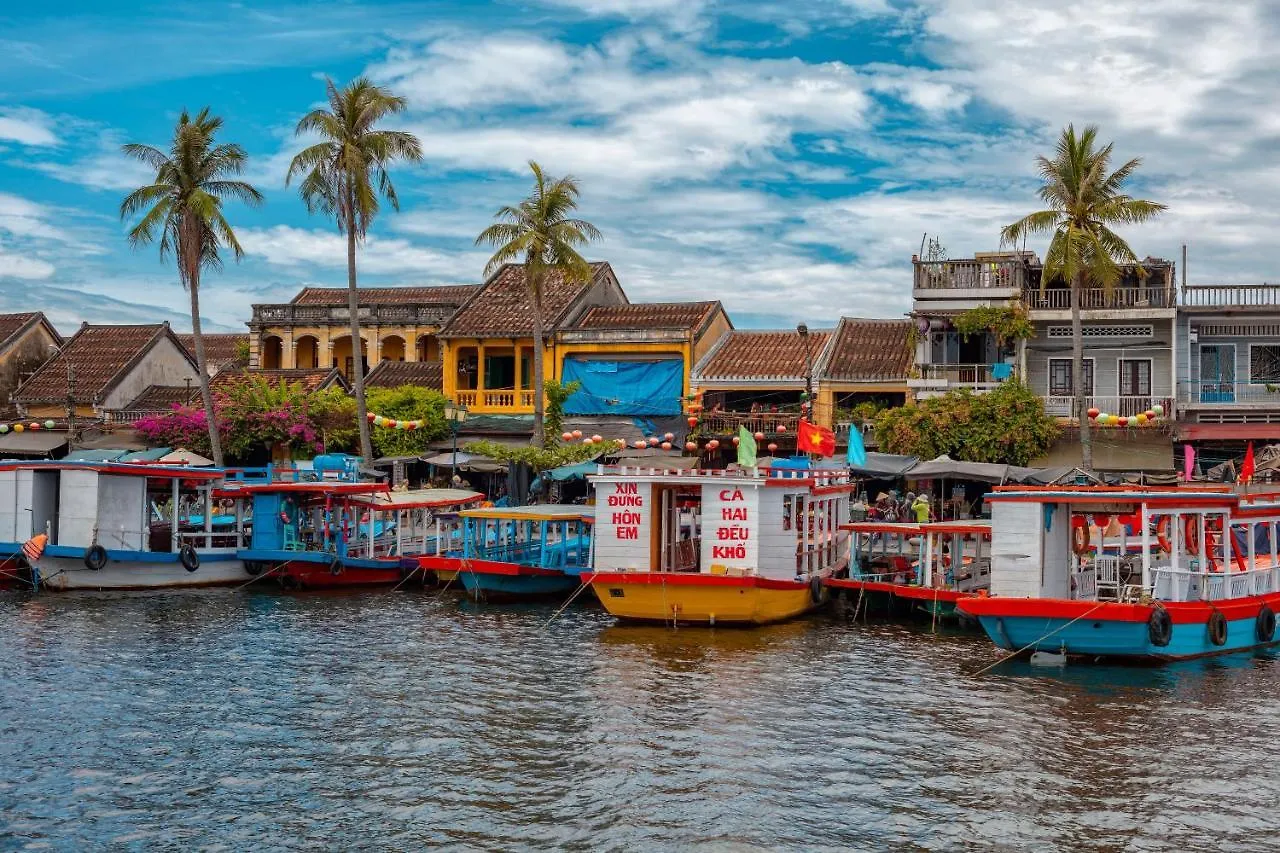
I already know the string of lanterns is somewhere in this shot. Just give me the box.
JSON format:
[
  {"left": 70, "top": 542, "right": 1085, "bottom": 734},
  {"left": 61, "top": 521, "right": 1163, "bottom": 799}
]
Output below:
[
  {"left": 366, "top": 412, "right": 426, "bottom": 431},
  {"left": 0, "top": 420, "right": 56, "bottom": 434},
  {"left": 1087, "top": 404, "right": 1165, "bottom": 428}
]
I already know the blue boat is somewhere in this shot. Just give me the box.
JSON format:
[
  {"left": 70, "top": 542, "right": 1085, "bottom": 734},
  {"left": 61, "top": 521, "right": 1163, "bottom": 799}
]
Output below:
[
  {"left": 418, "top": 505, "right": 593, "bottom": 600},
  {"left": 958, "top": 485, "right": 1280, "bottom": 662}
]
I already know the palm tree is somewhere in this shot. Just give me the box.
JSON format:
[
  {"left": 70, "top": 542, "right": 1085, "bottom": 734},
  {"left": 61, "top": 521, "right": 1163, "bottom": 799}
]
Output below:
[
  {"left": 121, "top": 108, "right": 264, "bottom": 468},
  {"left": 476, "top": 161, "right": 602, "bottom": 448},
  {"left": 1000, "top": 124, "right": 1166, "bottom": 470},
  {"left": 286, "top": 77, "right": 423, "bottom": 462}
]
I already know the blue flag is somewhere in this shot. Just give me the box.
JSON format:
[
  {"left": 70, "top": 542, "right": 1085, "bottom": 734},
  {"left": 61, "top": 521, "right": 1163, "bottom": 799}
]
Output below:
[{"left": 846, "top": 425, "right": 867, "bottom": 467}]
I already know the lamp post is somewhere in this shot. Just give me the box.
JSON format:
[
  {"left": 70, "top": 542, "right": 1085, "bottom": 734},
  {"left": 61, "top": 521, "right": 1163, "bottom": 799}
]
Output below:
[
  {"left": 797, "top": 322, "right": 814, "bottom": 405},
  {"left": 443, "top": 400, "right": 468, "bottom": 476}
]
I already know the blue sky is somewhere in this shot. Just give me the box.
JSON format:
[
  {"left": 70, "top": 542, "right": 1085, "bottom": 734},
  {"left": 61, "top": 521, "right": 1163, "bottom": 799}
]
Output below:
[{"left": 0, "top": 0, "right": 1275, "bottom": 333}]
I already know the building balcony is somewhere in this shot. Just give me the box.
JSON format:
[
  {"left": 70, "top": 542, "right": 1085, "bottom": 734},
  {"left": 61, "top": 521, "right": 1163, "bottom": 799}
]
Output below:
[
  {"left": 250, "top": 303, "right": 456, "bottom": 327},
  {"left": 1181, "top": 284, "right": 1280, "bottom": 309},
  {"left": 699, "top": 411, "right": 801, "bottom": 436},
  {"left": 1024, "top": 286, "right": 1174, "bottom": 312},
  {"left": 1177, "top": 381, "right": 1280, "bottom": 408},
  {"left": 908, "top": 363, "right": 1017, "bottom": 395},
  {"left": 913, "top": 259, "right": 1031, "bottom": 294},
  {"left": 1043, "top": 395, "right": 1175, "bottom": 420},
  {"left": 455, "top": 389, "right": 536, "bottom": 413}
]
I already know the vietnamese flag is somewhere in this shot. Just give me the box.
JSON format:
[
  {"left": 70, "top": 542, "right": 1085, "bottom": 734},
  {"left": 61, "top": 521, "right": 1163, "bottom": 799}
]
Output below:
[
  {"left": 1239, "top": 442, "right": 1256, "bottom": 484},
  {"left": 797, "top": 418, "right": 836, "bottom": 457}
]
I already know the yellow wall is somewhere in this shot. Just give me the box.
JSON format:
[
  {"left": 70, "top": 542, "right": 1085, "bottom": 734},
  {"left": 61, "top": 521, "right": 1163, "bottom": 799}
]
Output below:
[
  {"left": 817, "top": 382, "right": 913, "bottom": 427},
  {"left": 253, "top": 323, "right": 443, "bottom": 375}
]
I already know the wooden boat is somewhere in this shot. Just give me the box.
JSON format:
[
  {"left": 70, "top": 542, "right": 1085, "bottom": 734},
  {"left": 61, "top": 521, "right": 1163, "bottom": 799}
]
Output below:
[
  {"left": 234, "top": 481, "right": 481, "bottom": 590},
  {"left": 0, "top": 461, "right": 247, "bottom": 590},
  {"left": 826, "top": 520, "right": 991, "bottom": 621},
  {"left": 957, "top": 486, "right": 1280, "bottom": 661},
  {"left": 416, "top": 505, "right": 593, "bottom": 600},
  {"left": 582, "top": 464, "right": 852, "bottom": 626}
]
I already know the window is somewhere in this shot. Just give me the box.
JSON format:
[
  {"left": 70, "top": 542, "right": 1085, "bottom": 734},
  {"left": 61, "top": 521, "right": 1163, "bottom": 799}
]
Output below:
[
  {"left": 1047, "top": 325, "right": 1153, "bottom": 338},
  {"left": 456, "top": 347, "right": 479, "bottom": 390},
  {"left": 1118, "top": 360, "right": 1151, "bottom": 396},
  {"left": 484, "top": 349, "right": 516, "bottom": 390},
  {"left": 1048, "top": 358, "right": 1094, "bottom": 396},
  {"left": 1250, "top": 344, "right": 1280, "bottom": 383}
]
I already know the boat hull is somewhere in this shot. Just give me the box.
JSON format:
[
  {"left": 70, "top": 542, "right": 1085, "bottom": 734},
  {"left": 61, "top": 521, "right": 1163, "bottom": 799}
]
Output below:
[
  {"left": 419, "top": 555, "right": 578, "bottom": 600},
  {"left": 34, "top": 553, "right": 246, "bottom": 591},
  {"left": 0, "top": 554, "right": 35, "bottom": 589},
  {"left": 958, "top": 594, "right": 1280, "bottom": 661},
  {"left": 242, "top": 551, "right": 410, "bottom": 590},
  {"left": 826, "top": 578, "right": 976, "bottom": 621},
  {"left": 584, "top": 571, "right": 826, "bottom": 626}
]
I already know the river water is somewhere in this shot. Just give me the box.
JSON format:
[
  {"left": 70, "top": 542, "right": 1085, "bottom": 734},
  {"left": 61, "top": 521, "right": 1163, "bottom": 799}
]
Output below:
[{"left": 2, "top": 589, "right": 1278, "bottom": 851}]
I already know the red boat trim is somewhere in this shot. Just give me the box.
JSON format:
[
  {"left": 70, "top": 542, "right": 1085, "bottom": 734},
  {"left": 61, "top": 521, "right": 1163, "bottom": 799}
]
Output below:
[
  {"left": 582, "top": 571, "right": 808, "bottom": 590},
  {"left": 824, "top": 578, "right": 970, "bottom": 602},
  {"left": 957, "top": 592, "right": 1280, "bottom": 623},
  {"left": 417, "top": 555, "right": 565, "bottom": 577}
]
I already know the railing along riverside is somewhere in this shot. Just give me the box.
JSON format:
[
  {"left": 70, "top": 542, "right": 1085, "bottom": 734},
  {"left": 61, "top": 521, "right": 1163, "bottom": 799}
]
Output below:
[
  {"left": 1181, "top": 284, "right": 1280, "bottom": 307},
  {"left": 1043, "top": 395, "right": 1175, "bottom": 420},
  {"left": 1025, "top": 287, "right": 1173, "bottom": 310},
  {"left": 913, "top": 260, "right": 1028, "bottom": 290}
]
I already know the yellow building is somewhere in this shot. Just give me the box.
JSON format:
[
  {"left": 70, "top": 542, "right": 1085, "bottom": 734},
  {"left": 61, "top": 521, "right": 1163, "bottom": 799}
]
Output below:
[
  {"left": 438, "top": 261, "right": 730, "bottom": 417},
  {"left": 247, "top": 285, "right": 478, "bottom": 376},
  {"left": 814, "top": 317, "right": 913, "bottom": 426}
]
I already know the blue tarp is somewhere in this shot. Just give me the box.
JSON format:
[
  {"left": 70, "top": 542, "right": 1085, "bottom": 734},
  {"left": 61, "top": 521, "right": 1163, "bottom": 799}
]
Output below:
[{"left": 562, "top": 357, "right": 683, "bottom": 416}]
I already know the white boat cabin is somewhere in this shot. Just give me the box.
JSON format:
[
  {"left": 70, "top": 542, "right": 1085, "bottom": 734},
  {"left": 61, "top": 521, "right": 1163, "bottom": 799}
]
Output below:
[
  {"left": 846, "top": 520, "right": 992, "bottom": 592},
  {"left": 345, "top": 488, "right": 483, "bottom": 559},
  {"left": 987, "top": 487, "right": 1280, "bottom": 603},
  {"left": 588, "top": 465, "right": 853, "bottom": 580}
]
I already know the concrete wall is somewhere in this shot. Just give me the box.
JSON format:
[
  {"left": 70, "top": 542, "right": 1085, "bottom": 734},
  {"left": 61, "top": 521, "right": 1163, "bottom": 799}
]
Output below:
[
  {"left": 0, "top": 324, "right": 59, "bottom": 409},
  {"left": 100, "top": 336, "right": 199, "bottom": 411},
  {"left": 1025, "top": 319, "right": 1174, "bottom": 404}
]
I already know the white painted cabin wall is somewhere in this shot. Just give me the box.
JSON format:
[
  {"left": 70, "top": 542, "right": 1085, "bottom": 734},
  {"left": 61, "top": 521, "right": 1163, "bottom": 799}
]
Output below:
[
  {"left": 14, "top": 470, "right": 33, "bottom": 541},
  {"left": 0, "top": 469, "right": 17, "bottom": 542},
  {"left": 57, "top": 469, "right": 99, "bottom": 548},
  {"left": 96, "top": 475, "right": 146, "bottom": 551},
  {"left": 1041, "top": 503, "right": 1072, "bottom": 597},
  {"left": 756, "top": 488, "right": 803, "bottom": 580},
  {"left": 991, "top": 501, "right": 1043, "bottom": 598},
  {"left": 701, "top": 481, "right": 761, "bottom": 576},
  {"left": 592, "top": 478, "right": 653, "bottom": 571},
  {"left": 30, "top": 471, "right": 58, "bottom": 543}
]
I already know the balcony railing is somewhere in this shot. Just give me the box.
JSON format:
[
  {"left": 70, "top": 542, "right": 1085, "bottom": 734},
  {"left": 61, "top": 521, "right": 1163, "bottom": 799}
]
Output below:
[
  {"left": 909, "top": 363, "right": 1017, "bottom": 388},
  {"left": 251, "top": 303, "right": 457, "bottom": 326},
  {"left": 914, "top": 259, "right": 1029, "bottom": 291},
  {"left": 1181, "top": 284, "right": 1280, "bottom": 307},
  {"left": 1025, "top": 287, "right": 1173, "bottom": 310},
  {"left": 454, "top": 389, "right": 536, "bottom": 412},
  {"left": 699, "top": 412, "right": 800, "bottom": 436},
  {"left": 1178, "top": 381, "right": 1280, "bottom": 406},
  {"left": 1043, "top": 395, "right": 1175, "bottom": 420}
]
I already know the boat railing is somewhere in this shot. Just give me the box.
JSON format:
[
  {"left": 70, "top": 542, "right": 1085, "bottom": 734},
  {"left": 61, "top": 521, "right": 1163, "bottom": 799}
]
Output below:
[
  {"left": 176, "top": 529, "right": 250, "bottom": 550},
  {"left": 1149, "top": 564, "right": 1280, "bottom": 602}
]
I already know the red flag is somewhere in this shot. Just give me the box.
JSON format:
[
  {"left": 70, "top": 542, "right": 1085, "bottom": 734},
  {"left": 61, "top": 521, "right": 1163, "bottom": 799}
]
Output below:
[
  {"left": 797, "top": 419, "right": 836, "bottom": 457},
  {"left": 1239, "top": 443, "right": 1256, "bottom": 484}
]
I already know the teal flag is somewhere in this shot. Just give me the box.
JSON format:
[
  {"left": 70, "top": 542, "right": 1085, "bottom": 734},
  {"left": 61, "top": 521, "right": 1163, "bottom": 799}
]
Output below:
[
  {"left": 846, "top": 425, "right": 867, "bottom": 467},
  {"left": 737, "top": 425, "right": 757, "bottom": 468}
]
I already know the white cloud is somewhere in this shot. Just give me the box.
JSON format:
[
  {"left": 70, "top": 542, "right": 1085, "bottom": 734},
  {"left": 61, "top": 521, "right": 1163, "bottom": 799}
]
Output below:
[
  {"left": 238, "top": 225, "right": 484, "bottom": 279},
  {"left": 30, "top": 139, "right": 158, "bottom": 192},
  {"left": 0, "top": 108, "right": 58, "bottom": 147},
  {"left": 0, "top": 247, "right": 55, "bottom": 280}
]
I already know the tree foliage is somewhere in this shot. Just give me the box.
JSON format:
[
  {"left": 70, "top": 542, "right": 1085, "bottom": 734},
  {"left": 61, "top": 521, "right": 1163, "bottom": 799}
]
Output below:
[
  {"left": 464, "top": 439, "right": 601, "bottom": 473},
  {"left": 365, "top": 385, "right": 450, "bottom": 458},
  {"left": 953, "top": 305, "right": 1034, "bottom": 345},
  {"left": 541, "top": 379, "right": 581, "bottom": 446},
  {"left": 875, "top": 381, "right": 1059, "bottom": 466}
]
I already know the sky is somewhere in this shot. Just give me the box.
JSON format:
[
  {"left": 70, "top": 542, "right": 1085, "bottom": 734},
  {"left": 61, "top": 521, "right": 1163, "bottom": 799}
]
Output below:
[{"left": 0, "top": 0, "right": 1277, "bottom": 334}]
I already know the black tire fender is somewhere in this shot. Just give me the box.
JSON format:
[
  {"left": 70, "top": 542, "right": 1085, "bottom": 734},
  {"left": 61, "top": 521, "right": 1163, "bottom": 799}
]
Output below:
[
  {"left": 1258, "top": 606, "right": 1276, "bottom": 643},
  {"left": 810, "top": 575, "right": 823, "bottom": 605},
  {"left": 179, "top": 544, "right": 200, "bottom": 573},
  {"left": 1207, "top": 610, "right": 1227, "bottom": 646},
  {"left": 1148, "top": 607, "right": 1172, "bottom": 647},
  {"left": 84, "top": 545, "right": 108, "bottom": 571}
]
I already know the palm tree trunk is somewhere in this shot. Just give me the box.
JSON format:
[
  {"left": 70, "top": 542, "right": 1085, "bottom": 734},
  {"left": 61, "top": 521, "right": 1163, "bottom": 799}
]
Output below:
[
  {"left": 188, "top": 269, "right": 223, "bottom": 468},
  {"left": 347, "top": 208, "right": 374, "bottom": 462},
  {"left": 1072, "top": 272, "right": 1092, "bottom": 470},
  {"left": 530, "top": 283, "right": 546, "bottom": 448}
]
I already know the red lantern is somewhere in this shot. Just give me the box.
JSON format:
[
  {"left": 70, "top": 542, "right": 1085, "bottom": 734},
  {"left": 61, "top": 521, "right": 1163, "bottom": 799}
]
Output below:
[
  {"left": 633, "top": 440, "right": 647, "bottom": 449},
  {"left": 685, "top": 441, "right": 698, "bottom": 452},
  {"left": 661, "top": 441, "right": 672, "bottom": 450},
  {"left": 405, "top": 422, "right": 417, "bottom": 431},
  {"left": 29, "top": 422, "right": 39, "bottom": 431},
  {"left": 1087, "top": 408, "right": 1100, "bottom": 419},
  {"left": 572, "top": 430, "right": 583, "bottom": 439},
  {"left": 754, "top": 431, "right": 765, "bottom": 441},
  {"left": 1144, "top": 410, "right": 1156, "bottom": 421},
  {"left": 767, "top": 442, "right": 778, "bottom": 453},
  {"left": 707, "top": 439, "right": 720, "bottom": 450},
  {"left": 367, "top": 412, "right": 376, "bottom": 421},
  {"left": 592, "top": 434, "right": 603, "bottom": 443},
  {"left": 777, "top": 424, "right": 786, "bottom": 433},
  {"left": 562, "top": 431, "right": 573, "bottom": 442},
  {"left": 1117, "top": 416, "right": 1129, "bottom": 427},
  {"left": 687, "top": 416, "right": 698, "bottom": 428},
  {"left": 387, "top": 420, "right": 398, "bottom": 429},
  {"left": 663, "top": 432, "right": 675, "bottom": 442}
]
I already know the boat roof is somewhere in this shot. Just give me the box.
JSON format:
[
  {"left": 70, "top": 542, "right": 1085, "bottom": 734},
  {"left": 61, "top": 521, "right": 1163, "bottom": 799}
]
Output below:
[
  {"left": 0, "top": 460, "right": 225, "bottom": 480},
  {"left": 348, "top": 488, "right": 484, "bottom": 509},
  {"left": 220, "top": 481, "right": 387, "bottom": 496},
  {"left": 842, "top": 521, "right": 923, "bottom": 534},
  {"left": 590, "top": 465, "right": 851, "bottom": 492},
  {"left": 987, "top": 485, "right": 1251, "bottom": 508},
  {"left": 460, "top": 504, "right": 593, "bottom": 523},
  {"left": 923, "top": 520, "right": 992, "bottom": 535}
]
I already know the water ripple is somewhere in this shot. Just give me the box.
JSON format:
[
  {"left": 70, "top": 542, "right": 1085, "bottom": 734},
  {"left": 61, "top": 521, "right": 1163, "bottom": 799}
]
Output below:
[{"left": 1, "top": 590, "right": 1278, "bottom": 850}]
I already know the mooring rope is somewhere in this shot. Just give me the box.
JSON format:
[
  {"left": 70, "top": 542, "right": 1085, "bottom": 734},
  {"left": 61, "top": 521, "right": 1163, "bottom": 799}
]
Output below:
[{"left": 969, "top": 600, "right": 1109, "bottom": 678}]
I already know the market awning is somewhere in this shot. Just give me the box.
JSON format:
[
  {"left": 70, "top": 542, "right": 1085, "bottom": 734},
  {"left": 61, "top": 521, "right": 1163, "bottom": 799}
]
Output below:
[
  {"left": 848, "top": 452, "right": 919, "bottom": 478},
  {"left": 0, "top": 431, "right": 68, "bottom": 457},
  {"left": 420, "top": 451, "right": 506, "bottom": 473},
  {"left": 64, "top": 448, "right": 131, "bottom": 462},
  {"left": 906, "top": 455, "right": 1014, "bottom": 483}
]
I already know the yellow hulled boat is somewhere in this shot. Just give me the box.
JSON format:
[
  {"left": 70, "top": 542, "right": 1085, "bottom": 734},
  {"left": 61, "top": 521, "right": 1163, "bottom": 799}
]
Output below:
[{"left": 582, "top": 464, "right": 852, "bottom": 626}]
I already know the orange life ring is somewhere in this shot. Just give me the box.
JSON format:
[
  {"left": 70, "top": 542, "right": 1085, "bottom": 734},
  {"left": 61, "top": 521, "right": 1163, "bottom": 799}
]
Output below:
[
  {"left": 1227, "top": 526, "right": 1248, "bottom": 572},
  {"left": 1156, "top": 516, "right": 1173, "bottom": 554},
  {"left": 1071, "top": 523, "right": 1091, "bottom": 555}
]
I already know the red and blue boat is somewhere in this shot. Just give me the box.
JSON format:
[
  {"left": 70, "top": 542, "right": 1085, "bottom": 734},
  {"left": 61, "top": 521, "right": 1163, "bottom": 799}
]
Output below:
[
  {"left": 416, "top": 505, "right": 593, "bottom": 600},
  {"left": 957, "top": 485, "right": 1280, "bottom": 661}
]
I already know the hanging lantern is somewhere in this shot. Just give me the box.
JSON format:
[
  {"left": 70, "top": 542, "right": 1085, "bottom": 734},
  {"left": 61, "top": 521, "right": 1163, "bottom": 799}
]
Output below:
[
  {"left": 707, "top": 439, "right": 720, "bottom": 450},
  {"left": 1127, "top": 417, "right": 1139, "bottom": 428},
  {"left": 1144, "top": 410, "right": 1156, "bottom": 422},
  {"left": 367, "top": 412, "right": 376, "bottom": 421},
  {"left": 0, "top": 425, "right": 8, "bottom": 434},
  {"left": 1117, "top": 416, "right": 1129, "bottom": 427},
  {"left": 43, "top": 420, "right": 54, "bottom": 430},
  {"left": 1087, "top": 408, "right": 1100, "bottom": 419},
  {"left": 663, "top": 432, "right": 674, "bottom": 442},
  {"left": 592, "top": 434, "right": 603, "bottom": 443},
  {"left": 685, "top": 441, "right": 698, "bottom": 452},
  {"left": 1096, "top": 412, "right": 1110, "bottom": 426},
  {"left": 687, "top": 416, "right": 698, "bottom": 428},
  {"left": 800, "top": 391, "right": 809, "bottom": 401},
  {"left": 405, "top": 421, "right": 417, "bottom": 431},
  {"left": 777, "top": 424, "right": 787, "bottom": 433},
  {"left": 572, "top": 430, "right": 583, "bottom": 439},
  {"left": 767, "top": 442, "right": 778, "bottom": 452},
  {"left": 388, "top": 420, "right": 399, "bottom": 429},
  {"left": 562, "top": 431, "right": 574, "bottom": 442},
  {"left": 1152, "top": 404, "right": 1165, "bottom": 417},
  {"left": 1136, "top": 413, "right": 1148, "bottom": 425},
  {"left": 634, "top": 440, "right": 647, "bottom": 449},
  {"left": 13, "top": 424, "right": 23, "bottom": 433},
  {"left": 732, "top": 436, "right": 740, "bottom": 446},
  {"left": 583, "top": 437, "right": 594, "bottom": 444},
  {"left": 661, "top": 441, "right": 672, "bottom": 450},
  {"left": 754, "top": 431, "right": 765, "bottom": 442},
  {"left": 29, "top": 422, "right": 39, "bottom": 431},
  {"left": 648, "top": 437, "right": 660, "bottom": 446}
]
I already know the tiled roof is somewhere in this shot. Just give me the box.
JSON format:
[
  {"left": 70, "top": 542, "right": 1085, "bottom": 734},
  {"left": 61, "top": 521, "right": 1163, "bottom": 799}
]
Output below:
[
  {"left": 365, "top": 360, "right": 444, "bottom": 390},
  {"left": 16, "top": 324, "right": 175, "bottom": 403},
  {"left": 0, "top": 312, "right": 55, "bottom": 351},
  {"left": 823, "top": 318, "right": 913, "bottom": 382},
  {"left": 440, "top": 262, "right": 610, "bottom": 337},
  {"left": 211, "top": 367, "right": 348, "bottom": 394},
  {"left": 573, "top": 301, "right": 721, "bottom": 331},
  {"left": 120, "top": 384, "right": 199, "bottom": 412},
  {"left": 694, "top": 329, "right": 832, "bottom": 382},
  {"left": 291, "top": 285, "right": 479, "bottom": 306},
  {"left": 177, "top": 333, "right": 248, "bottom": 369}
]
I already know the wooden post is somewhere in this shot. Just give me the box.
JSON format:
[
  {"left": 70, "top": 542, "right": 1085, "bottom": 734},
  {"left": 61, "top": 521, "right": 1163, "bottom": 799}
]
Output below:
[{"left": 1140, "top": 502, "right": 1151, "bottom": 595}]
